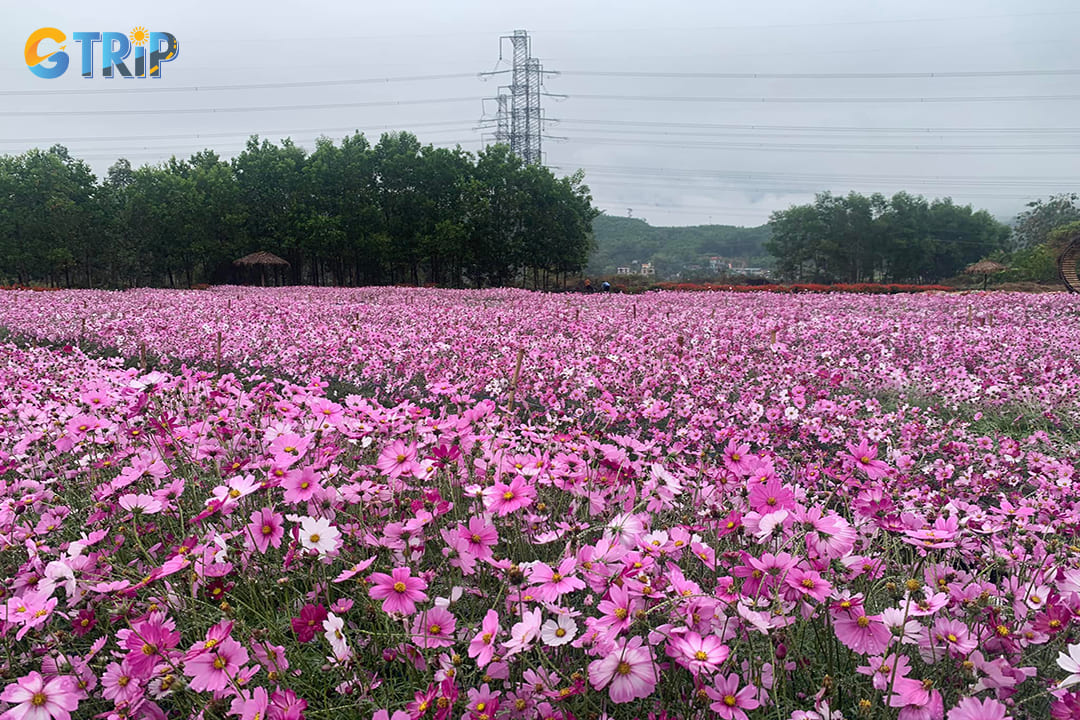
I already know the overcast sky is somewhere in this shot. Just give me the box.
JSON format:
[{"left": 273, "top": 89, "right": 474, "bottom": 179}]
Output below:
[{"left": 3, "top": 0, "right": 1080, "bottom": 226}]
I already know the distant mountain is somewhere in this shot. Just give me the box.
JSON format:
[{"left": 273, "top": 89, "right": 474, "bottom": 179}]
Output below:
[{"left": 588, "top": 214, "right": 772, "bottom": 278}]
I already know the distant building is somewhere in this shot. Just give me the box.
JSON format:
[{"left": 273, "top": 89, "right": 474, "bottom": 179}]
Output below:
[
  {"left": 616, "top": 267, "right": 633, "bottom": 275},
  {"left": 640, "top": 262, "right": 655, "bottom": 276}
]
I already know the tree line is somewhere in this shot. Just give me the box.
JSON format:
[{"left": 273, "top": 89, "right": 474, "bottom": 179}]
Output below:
[
  {"left": 0, "top": 133, "right": 599, "bottom": 288},
  {"left": 765, "top": 191, "right": 1012, "bottom": 284}
]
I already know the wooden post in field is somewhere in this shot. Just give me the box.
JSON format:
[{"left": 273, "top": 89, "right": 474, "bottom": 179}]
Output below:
[
  {"left": 508, "top": 348, "right": 525, "bottom": 413},
  {"left": 215, "top": 331, "right": 222, "bottom": 372},
  {"left": 632, "top": 305, "right": 637, "bottom": 320},
  {"left": 575, "top": 307, "right": 580, "bottom": 322},
  {"left": 677, "top": 334, "right": 684, "bottom": 357},
  {"left": 769, "top": 329, "right": 777, "bottom": 345}
]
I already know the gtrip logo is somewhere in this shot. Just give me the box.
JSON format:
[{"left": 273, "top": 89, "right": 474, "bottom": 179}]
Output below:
[{"left": 25, "top": 27, "right": 179, "bottom": 79}]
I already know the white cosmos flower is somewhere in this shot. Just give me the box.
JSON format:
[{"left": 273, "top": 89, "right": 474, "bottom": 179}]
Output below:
[
  {"left": 299, "top": 516, "right": 341, "bottom": 557},
  {"left": 541, "top": 614, "right": 577, "bottom": 647},
  {"left": 1058, "top": 643, "right": 1080, "bottom": 687}
]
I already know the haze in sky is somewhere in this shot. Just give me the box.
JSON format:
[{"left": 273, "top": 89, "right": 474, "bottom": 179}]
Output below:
[{"left": 3, "top": 0, "right": 1079, "bottom": 226}]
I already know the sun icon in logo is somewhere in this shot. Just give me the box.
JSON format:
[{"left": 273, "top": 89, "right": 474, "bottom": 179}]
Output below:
[{"left": 129, "top": 26, "right": 149, "bottom": 46}]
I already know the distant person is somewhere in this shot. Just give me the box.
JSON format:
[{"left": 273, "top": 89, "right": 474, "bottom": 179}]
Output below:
[
  {"left": 584, "top": 278, "right": 593, "bottom": 293},
  {"left": 601, "top": 281, "right": 611, "bottom": 292}
]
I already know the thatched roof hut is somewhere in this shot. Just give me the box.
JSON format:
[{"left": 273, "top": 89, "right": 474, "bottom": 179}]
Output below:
[
  {"left": 233, "top": 251, "right": 289, "bottom": 285},
  {"left": 234, "top": 251, "right": 290, "bottom": 268},
  {"left": 963, "top": 259, "right": 1008, "bottom": 290}
]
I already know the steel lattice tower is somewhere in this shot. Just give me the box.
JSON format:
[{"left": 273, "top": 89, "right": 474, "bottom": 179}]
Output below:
[{"left": 482, "top": 30, "right": 549, "bottom": 165}]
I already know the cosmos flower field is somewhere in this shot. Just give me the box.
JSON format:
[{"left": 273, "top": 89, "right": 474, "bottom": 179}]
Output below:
[{"left": 1, "top": 286, "right": 1080, "bottom": 720}]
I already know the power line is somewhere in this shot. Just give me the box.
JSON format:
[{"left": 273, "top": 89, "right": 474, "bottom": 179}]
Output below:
[
  {"left": 558, "top": 68, "right": 1080, "bottom": 80},
  {"left": 0, "top": 121, "right": 478, "bottom": 145},
  {"left": 0, "top": 97, "right": 481, "bottom": 117},
  {"left": 0, "top": 73, "right": 479, "bottom": 97},
  {"left": 558, "top": 92, "right": 1080, "bottom": 104},
  {"left": 548, "top": 117, "right": 1080, "bottom": 135},
  {"left": 546, "top": 135, "right": 1080, "bottom": 154}
]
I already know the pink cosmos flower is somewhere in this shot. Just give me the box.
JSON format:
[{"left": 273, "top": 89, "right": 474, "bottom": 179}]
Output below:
[
  {"left": 588, "top": 635, "right": 658, "bottom": 704},
  {"left": 468, "top": 609, "right": 501, "bottom": 668},
  {"left": 411, "top": 607, "right": 457, "bottom": 648},
  {"left": 596, "top": 583, "right": 640, "bottom": 633},
  {"left": 784, "top": 567, "right": 833, "bottom": 603},
  {"left": 369, "top": 567, "right": 428, "bottom": 615},
  {"left": 230, "top": 687, "right": 270, "bottom": 720},
  {"left": 0, "top": 672, "right": 83, "bottom": 720},
  {"left": 184, "top": 636, "right": 249, "bottom": 692},
  {"left": 459, "top": 516, "right": 498, "bottom": 558},
  {"left": 833, "top": 613, "right": 891, "bottom": 655},
  {"left": 706, "top": 673, "right": 760, "bottom": 720},
  {"left": 116, "top": 611, "right": 180, "bottom": 677},
  {"left": 844, "top": 439, "right": 890, "bottom": 480},
  {"left": 483, "top": 475, "right": 536, "bottom": 516},
  {"left": 529, "top": 558, "right": 585, "bottom": 602},
  {"left": 247, "top": 507, "right": 284, "bottom": 554},
  {"left": 947, "top": 697, "right": 1007, "bottom": 720},
  {"left": 101, "top": 660, "right": 143, "bottom": 704},
  {"left": 667, "top": 631, "right": 731, "bottom": 675},
  {"left": 376, "top": 440, "right": 420, "bottom": 480},
  {"left": 282, "top": 466, "right": 322, "bottom": 505}
]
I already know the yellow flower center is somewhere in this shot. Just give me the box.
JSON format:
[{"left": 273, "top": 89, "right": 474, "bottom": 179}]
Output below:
[
  {"left": 309, "top": 534, "right": 320, "bottom": 543},
  {"left": 694, "top": 650, "right": 708, "bottom": 661},
  {"left": 555, "top": 628, "right": 566, "bottom": 638},
  {"left": 614, "top": 608, "right": 628, "bottom": 620},
  {"left": 262, "top": 525, "right": 273, "bottom": 535},
  {"left": 429, "top": 624, "right": 442, "bottom": 635},
  {"left": 213, "top": 656, "right": 227, "bottom": 670},
  {"left": 857, "top": 616, "right": 870, "bottom": 628},
  {"left": 393, "top": 581, "right": 407, "bottom": 593},
  {"left": 724, "top": 695, "right": 737, "bottom": 707},
  {"left": 502, "top": 491, "right": 515, "bottom": 501},
  {"left": 616, "top": 661, "right": 632, "bottom": 676}
]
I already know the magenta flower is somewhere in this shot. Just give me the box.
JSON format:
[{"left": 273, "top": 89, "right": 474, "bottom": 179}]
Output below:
[
  {"left": 247, "top": 507, "right": 284, "bottom": 554},
  {"left": 468, "top": 609, "right": 501, "bottom": 668},
  {"left": 291, "top": 603, "right": 329, "bottom": 643},
  {"left": 184, "top": 636, "right": 249, "bottom": 692},
  {"left": 529, "top": 558, "right": 585, "bottom": 602},
  {"left": 376, "top": 440, "right": 420, "bottom": 480},
  {"left": 833, "top": 613, "right": 891, "bottom": 655},
  {"left": 369, "top": 566, "right": 428, "bottom": 615},
  {"left": 411, "top": 607, "right": 457, "bottom": 648},
  {"left": 588, "top": 635, "right": 658, "bottom": 703},
  {"left": 706, "top": 673, "right": 760, "bottom": 720},
  {"left": 482, "top": 475, "right": 536, "bottom": 516},
  {"left": 947, "top": 697, "right": 1007, "bottom": 720},
  {"left": 0, "top": 672, "right": 83, "bottom": 720},
  {"left": 784, "top": 567, "right": 833, "bottom": 603},
  {"left": 281, "top": 465, "right": 321, "bottom": 505},
  {"left": 844, "top": 439, "right": 891, "bottom": 480},
  {"left": 667, "top": 631, "right": 730, "bottom": 675}
]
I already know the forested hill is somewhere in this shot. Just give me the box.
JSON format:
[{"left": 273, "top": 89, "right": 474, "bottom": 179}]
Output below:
[{"left": 588, "top": 214, "right": 771, "bottom": 277}]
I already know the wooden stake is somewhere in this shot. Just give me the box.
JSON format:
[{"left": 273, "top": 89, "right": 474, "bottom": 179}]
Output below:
[
  {"left": 632, "top": 305, "right": 637, "bottom": 320},
  {"left": 215, "top": 331, "right": 222, "bottom": 372},
  {"left": 967, "top": 306, "right": 973, "bottom": 326},
  {"left": 769, "top": 329, "right": 777, "bottom": 345},
  {"left": 508, "top": 348, "right": 525, "bottom": 412},
  {"left": 575, "top": 308, "right": 580, "bottom": 322}
]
